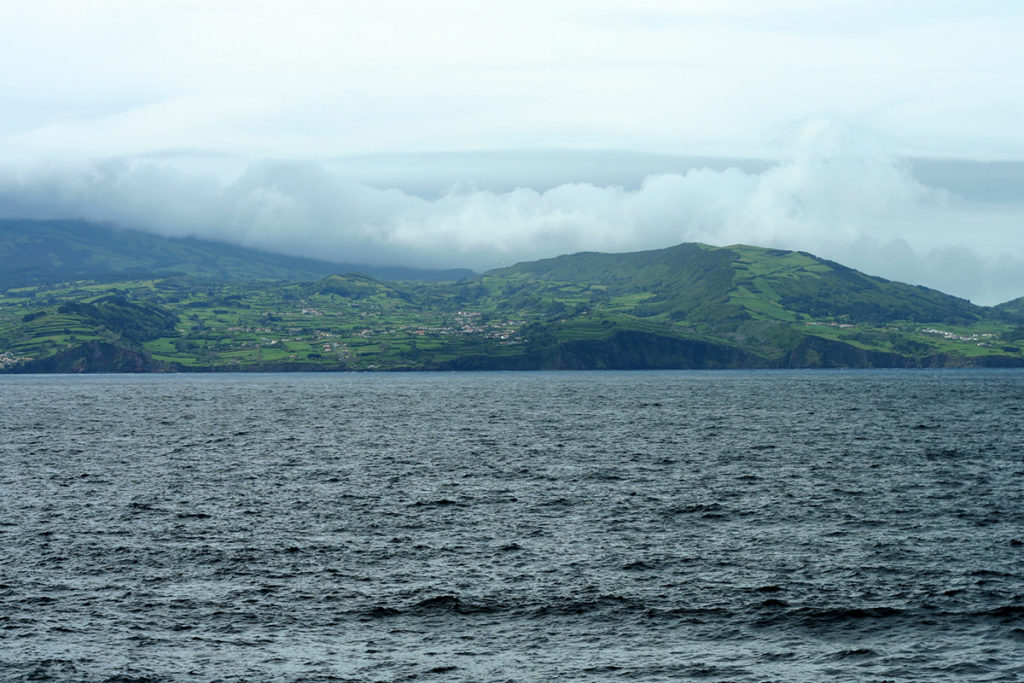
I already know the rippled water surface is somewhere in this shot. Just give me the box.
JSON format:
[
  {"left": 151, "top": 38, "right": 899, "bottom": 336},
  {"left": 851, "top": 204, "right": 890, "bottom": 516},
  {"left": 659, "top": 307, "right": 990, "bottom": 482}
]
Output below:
[{"left": 2, "top": 370, "right": 1024, "bottom": 681}]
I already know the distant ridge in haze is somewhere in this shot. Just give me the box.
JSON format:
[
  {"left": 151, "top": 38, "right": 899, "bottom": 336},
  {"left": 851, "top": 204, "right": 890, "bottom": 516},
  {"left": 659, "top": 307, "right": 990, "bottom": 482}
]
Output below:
[{"left": 0, "top": 219, "right": 474, "bottom": 287}]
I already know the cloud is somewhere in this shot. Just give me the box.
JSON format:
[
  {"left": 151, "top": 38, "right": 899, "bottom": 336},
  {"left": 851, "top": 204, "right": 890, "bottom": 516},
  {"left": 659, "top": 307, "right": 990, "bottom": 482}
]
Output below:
[
  {"left": 4, "top": 3, "right": 1024, "bottom": 160},
  {"left": 1, "top": 126, "right": 1022, "bottom": 305}
]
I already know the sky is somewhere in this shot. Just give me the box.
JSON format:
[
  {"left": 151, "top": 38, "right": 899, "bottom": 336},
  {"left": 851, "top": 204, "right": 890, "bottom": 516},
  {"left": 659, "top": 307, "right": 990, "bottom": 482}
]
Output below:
[{"left": 1, "top": 0, "right": 1022, "bottom": 304}]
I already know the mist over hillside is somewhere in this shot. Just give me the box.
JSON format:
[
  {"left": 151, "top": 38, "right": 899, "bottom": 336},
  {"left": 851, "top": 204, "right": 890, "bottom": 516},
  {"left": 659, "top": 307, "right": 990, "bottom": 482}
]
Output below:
[
  {"left": 0, "top": 219, "right": 473, "bottom": 288},
  {"left": 3, "top": 139, "right": 1023, "bottom": 305}
]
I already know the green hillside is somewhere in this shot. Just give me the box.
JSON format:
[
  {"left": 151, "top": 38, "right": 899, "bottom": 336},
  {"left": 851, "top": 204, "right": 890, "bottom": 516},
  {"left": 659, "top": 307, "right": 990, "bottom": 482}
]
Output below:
[
  {"left": 489, "top": 243, "right": 983, "bottom": 325},
  {"left": 1, "top": 238, "right": 1021, "bottom": 372},
  {"left": 0, "top": 219, "right": 473, "bottom": 287},
  {"left": 996, "top": 296, "right": 1024, "bottom": 320}
]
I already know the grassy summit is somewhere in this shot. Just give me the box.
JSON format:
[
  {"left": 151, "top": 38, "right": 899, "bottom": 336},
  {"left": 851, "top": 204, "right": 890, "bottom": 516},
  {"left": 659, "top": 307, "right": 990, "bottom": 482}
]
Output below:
[{"left": 491, "top": 242, "right": 982, "bottom": 325}]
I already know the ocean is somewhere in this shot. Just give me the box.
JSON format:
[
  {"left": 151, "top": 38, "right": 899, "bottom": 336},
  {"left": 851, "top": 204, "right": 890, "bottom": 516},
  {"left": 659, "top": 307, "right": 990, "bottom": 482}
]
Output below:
[{"left": 2, "top": 370, "right": 1023, "bottom": 681}]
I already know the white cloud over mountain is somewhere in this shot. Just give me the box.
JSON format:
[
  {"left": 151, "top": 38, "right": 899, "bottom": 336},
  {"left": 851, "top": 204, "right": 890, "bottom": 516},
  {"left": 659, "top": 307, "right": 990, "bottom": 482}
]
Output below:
[
  {"left": 2, "top": 2, "right": 1022, "bottom": 304},
  {"left": 2, "top": 122, "right": 1020, "bottom": 304}
]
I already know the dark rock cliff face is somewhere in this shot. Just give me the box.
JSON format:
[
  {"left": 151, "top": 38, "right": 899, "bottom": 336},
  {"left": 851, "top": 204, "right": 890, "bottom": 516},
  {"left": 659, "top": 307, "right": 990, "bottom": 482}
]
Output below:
[
  {"left": 546, "top": 330, "right": 761, "bottom": 369},
  {"left": 779, "top": 335, "right": 1024, "bottom": 369},
  {"left": 435, "top": 330, "right": 762, "bottom": 370},
  {"left": 7, "top": 334, "right": 1021, "bottom": 374},
  {"left": 780, "top": 335, "right": 910, "bottom": 368},
  {"left": 434, "top": 331, "right": 1024, "bottom": 371},
  {"left": 10, "top": 342, "right": 176, "bottom": 373}
]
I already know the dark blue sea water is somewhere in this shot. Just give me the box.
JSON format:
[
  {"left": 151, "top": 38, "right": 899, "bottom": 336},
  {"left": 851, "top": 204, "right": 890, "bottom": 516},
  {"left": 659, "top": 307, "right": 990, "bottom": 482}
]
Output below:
[{"left": 2, "top": 370, "right": 1023, "bottom": 682}]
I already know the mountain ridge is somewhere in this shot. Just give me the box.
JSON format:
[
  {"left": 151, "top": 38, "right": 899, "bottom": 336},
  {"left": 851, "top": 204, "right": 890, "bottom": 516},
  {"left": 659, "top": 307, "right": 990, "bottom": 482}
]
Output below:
[
  {"left": 0, "top": 218, "right": 474, "bottom": 286},
  {"left": 1, "top": 219, "right": 1022, "bottom": 372}
]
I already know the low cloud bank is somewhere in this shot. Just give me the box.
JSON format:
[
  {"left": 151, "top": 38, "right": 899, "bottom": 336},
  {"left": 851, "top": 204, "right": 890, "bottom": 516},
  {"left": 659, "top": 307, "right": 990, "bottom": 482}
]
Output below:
[{"left": 1, "top": 139, "right": 1021, "bottom": 305}]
